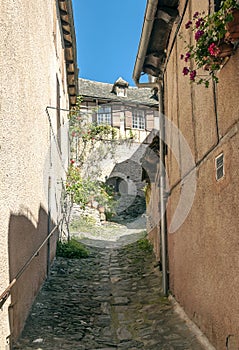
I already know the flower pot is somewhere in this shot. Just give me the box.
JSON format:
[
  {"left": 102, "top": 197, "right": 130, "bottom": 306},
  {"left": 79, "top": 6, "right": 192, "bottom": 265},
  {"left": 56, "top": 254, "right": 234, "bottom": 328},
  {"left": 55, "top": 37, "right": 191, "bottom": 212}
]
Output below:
[
  {"left": 218, "top": 42, "right": 234, "bottom": 58},
  {"left": 225, "top": 8, "right": 239, "bottom": 41},
  {"left": 203, "top": 58, "right": 221, "bottom": 71}
]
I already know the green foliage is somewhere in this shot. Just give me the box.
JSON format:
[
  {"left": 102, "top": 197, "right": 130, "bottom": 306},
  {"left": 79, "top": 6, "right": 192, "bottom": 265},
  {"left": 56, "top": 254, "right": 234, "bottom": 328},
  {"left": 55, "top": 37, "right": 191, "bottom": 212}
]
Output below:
[
  {"left": 137, "top": 237, "right": 153, "bottom": 253},
  {"left": 65, "top": 164, "right": 116, "bottom": 212},
  {"left": 70, "top": 215, "right": 97, "bottom": 232},
  {"left": 129, "top": 128, "right": 136, "bottom": 140},
  {"left": 69, "top": 96, "right": 117, "bottom": 143},
  {"left": 180, "top": 0, "right": 239, "bottom": 87},
  {"left": 56, "top": 238, "right": 89, "bottom": 259}
]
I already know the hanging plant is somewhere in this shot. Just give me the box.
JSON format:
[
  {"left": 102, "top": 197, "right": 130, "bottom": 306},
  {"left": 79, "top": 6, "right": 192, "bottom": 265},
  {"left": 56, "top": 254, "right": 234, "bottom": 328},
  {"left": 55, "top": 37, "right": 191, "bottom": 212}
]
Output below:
[{"left": 180, "top": 0, "right": 239, "bottom": 87}]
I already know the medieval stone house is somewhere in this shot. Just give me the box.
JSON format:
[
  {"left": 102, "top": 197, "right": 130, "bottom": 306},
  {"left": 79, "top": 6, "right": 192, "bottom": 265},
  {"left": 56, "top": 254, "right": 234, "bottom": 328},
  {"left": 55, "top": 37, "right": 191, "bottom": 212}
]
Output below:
[
  {"left": 0, "top": 0, "right": 78, "bottom": 347},
  {"left": 134, "top": 0, "right": 239, "bottom": 349},
  {"left": 77, "top": 77, "right": 158, "bottom": 214}
]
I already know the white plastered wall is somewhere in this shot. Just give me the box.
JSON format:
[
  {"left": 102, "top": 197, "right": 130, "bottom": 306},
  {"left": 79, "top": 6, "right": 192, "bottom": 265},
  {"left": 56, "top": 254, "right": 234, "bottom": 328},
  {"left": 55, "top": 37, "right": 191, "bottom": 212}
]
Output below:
[{"left": 0, "top": 0, "right": 69, "bottom": 346}]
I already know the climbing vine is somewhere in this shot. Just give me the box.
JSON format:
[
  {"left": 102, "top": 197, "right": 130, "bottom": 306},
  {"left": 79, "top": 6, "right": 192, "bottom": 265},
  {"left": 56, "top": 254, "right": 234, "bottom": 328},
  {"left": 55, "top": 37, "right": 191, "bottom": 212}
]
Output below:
[
  {"left": 65, "top": 164, "right": 115, "bottom": 212},
  {"left": 60, "top": 96, "right": 136, "bottom": 240}
]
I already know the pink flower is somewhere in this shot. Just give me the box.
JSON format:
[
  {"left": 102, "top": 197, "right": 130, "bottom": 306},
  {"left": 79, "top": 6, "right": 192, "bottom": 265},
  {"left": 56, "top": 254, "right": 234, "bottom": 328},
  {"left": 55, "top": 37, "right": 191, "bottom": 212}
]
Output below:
[
  {"left": 185, "top": 20, "right": 192, "bottom": 29},
  {"left": 190, "top": 70, "right": 197, "bottom": 81},
  {"left": 208, "top": 43, "right": 220, "bottom": 57},
  {"left": 193, "top": 11, "right": 199, "bottom": 18},
  {"left": 70, "top": 159, "right": 75, "bottom": 164},
  {"left": 185, "top": 52, "right": 191, "bottom": 62},
  {"left": 195, "top": 30, "right": 204, "bottom": 41},
  {"left": 183, "top": 67, "right": 190, "bottom": 75},
  {"left": 196, "top": 18, "right": 204, "bottom": 28}
]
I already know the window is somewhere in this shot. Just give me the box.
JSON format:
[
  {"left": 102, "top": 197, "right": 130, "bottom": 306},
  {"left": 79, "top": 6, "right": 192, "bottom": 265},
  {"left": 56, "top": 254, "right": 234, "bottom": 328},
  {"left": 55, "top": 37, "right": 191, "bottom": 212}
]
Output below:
[
  {"left": 215, "top": 153, "right": 224, "bottom": 181},
  {"left": 97, "top": 105, "right": 112, "bottom": 125},
  {"left": 117, "top": 87, "right": 127, "bottom": 97},
  {"left": 132, "top": 110, "right": 145, "bottom": 129}
]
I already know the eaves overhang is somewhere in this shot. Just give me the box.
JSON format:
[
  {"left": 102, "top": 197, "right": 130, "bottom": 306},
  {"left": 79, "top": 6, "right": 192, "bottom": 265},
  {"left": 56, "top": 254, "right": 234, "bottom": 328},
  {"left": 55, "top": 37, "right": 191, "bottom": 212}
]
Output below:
[
  {"left": 58, "top": 0, "right": 79, "bottom": 107},
  {"left": 133, "top": 0, "right": 179, "bottom": 85}
]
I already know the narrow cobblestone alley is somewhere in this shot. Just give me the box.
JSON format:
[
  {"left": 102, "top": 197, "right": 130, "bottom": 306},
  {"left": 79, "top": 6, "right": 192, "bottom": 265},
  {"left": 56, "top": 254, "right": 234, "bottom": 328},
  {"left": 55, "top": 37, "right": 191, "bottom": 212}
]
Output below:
[{"left": 13, "top": 232, "right": 206, "bottom": 350}]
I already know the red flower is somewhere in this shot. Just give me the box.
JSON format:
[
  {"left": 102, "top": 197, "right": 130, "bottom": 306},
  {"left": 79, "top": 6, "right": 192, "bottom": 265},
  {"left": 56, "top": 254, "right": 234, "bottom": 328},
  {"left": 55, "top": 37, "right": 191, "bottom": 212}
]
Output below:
[
  {"left": 184, "top": 52, "right": 191, "bottom": 62},
  {"left": 196, "top": 18, "right": 204, "bottom": 28},
  {"left": 183, "top": 67, "right": 190, "bottom": 75},
  {"left": 208, "top": 43, "right": 220, "bottom": 57},
  {"left": 185, "top": 20, "right": 192, "bottom": 29},
  {"left": 195, "top": 30, "right": 204, "bottom": 41},
  {"left": 190, "top": 70, "right": 197, "bottom": 81}
]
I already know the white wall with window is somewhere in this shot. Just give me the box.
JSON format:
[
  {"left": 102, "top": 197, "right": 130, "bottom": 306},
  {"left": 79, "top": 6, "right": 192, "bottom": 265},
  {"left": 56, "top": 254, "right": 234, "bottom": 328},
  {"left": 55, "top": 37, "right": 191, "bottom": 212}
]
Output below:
[
  {"left": 97, "top": 105, "right": 112, "bottom": 125},
  {"left": 132, "top": 109, "right": 145, "bottom": 129}
]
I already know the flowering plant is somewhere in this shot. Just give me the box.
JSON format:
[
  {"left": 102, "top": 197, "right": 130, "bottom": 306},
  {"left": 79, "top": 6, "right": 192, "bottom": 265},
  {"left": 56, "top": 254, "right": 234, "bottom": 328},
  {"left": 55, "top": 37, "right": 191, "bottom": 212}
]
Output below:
[{"left": 180, "top": 0, "right": 239, "bottom": 87}]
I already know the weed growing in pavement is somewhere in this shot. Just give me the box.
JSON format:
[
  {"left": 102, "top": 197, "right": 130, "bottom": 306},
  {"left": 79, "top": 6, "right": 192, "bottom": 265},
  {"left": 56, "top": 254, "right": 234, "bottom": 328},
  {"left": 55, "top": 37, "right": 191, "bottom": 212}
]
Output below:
[
  {"left": 137, "top": 237, "right": 153, "bottom": 253},
  {"left": 56, "top": 238, "right": 89, "bottom": 259}
]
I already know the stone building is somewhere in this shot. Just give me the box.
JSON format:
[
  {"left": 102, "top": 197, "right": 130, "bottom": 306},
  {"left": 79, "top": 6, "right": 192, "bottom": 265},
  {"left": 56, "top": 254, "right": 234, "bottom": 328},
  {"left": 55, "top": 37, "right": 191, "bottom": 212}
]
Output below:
[
  {"left": 133, "top": 1, "right": 239, "bottom": 349},
  {"left": 77, "top": 78, "right": 158, "bottom": 213},
  {"left": 0, "top": 0, "right": 78, "bottom": 347}
]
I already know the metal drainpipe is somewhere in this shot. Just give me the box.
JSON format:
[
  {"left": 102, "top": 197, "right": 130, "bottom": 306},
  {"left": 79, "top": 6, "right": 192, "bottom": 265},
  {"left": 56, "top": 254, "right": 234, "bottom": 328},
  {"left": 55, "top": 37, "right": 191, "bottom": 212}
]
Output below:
[
  {"left": 158, "top": 81, "right": 168, "bottom": 296},
  {"left": 134, "top": 79, "right": 168, "bottom": 296}
]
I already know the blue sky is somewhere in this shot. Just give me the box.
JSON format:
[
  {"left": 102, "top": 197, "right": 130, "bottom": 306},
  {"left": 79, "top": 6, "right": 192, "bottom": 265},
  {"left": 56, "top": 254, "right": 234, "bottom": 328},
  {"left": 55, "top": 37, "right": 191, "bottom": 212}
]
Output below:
[{"left": 71, "top": 0, "right": 147, "bottom": 86}]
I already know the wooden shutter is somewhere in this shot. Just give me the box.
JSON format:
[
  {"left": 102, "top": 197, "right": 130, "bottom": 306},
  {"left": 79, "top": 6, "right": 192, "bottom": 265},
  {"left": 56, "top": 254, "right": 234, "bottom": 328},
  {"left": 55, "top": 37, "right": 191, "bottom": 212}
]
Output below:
[
  {"left": 146, "top": 112, "right": 154, "bottom": 131},
  {"left": 125, "top": 109, "right": 132, "bottom": 128},
  {"left": 111, "top": 105, "right": 121, "bottom": 128}
]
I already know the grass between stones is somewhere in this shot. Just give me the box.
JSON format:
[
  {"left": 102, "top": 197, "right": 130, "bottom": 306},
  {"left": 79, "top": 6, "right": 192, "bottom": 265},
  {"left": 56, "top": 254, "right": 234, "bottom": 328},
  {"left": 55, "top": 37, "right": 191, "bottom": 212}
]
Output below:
[{"left": 56, "top": 238, "right": 89, "bottom": 259}]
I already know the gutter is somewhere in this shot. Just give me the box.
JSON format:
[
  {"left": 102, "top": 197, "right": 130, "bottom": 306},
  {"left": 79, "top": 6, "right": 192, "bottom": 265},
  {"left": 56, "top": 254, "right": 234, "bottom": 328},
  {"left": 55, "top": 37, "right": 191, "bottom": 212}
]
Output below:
[
  {"left": 58, "top": 0, "right": 79, "bottom": 107},
  {"left": 133, "top": 0, "right": 158, "bottom": 86}
]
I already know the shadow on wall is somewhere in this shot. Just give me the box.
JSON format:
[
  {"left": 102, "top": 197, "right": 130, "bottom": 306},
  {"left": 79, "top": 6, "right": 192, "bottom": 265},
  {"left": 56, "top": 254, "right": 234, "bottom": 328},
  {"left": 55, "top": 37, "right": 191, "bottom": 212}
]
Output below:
[{"left": 8, "top": 206, "right": 58, "bottom": 344}]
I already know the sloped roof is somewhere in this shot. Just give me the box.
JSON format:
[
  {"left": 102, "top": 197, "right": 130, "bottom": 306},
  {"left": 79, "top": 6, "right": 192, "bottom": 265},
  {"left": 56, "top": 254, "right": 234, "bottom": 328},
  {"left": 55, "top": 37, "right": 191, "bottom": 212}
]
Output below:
[
  {"left": 79, "top": 78, "right": 158, "bottom": 107},
  {"left": 58, "top": 0, "right": 78, "bottom": 107}
]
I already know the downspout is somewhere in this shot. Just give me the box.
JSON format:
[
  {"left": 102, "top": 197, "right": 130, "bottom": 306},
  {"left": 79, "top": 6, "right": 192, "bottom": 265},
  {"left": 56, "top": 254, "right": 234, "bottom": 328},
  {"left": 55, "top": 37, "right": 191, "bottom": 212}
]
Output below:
[
  {"left": 135, "top": 78, "right": 168, "bottom": 296},
  {"left": 133, "top": 0, "right": 168, "bottom": 296},
  {"left": 158, "top": 81, "right": 168, "bottom": 296}
]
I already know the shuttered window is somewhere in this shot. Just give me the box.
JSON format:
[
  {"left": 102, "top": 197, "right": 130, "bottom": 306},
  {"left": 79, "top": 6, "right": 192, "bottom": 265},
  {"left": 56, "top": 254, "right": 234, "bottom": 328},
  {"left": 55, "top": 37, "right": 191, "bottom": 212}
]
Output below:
[
  {"left": 132, "top": 109, "right": 145, "bottom": 129},
  {"left": 97, "top": 106, "right": 112, "bottom": 125}
]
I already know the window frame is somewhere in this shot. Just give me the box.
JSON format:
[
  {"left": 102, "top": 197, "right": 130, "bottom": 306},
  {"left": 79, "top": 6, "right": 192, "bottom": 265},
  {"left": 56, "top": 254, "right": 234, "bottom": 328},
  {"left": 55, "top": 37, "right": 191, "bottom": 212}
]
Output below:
[
  {"left": 132, "top": 109, "right": 146, "bottom": 130},
  {"left": 97, "top": 105, "right": 112, "bottom": 125}
]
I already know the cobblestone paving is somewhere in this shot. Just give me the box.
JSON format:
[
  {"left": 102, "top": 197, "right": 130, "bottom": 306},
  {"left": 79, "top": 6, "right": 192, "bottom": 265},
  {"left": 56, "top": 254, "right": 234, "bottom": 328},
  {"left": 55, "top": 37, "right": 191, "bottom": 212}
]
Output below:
[{"left": 13, "top": 238, "right": 205, "bottom": 350}]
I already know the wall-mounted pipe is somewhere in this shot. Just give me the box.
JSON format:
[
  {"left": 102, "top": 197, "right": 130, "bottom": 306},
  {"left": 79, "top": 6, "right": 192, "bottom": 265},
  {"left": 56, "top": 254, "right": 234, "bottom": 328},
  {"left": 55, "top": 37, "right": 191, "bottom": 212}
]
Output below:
[
  {"left": 134, "top": 77, "right": 168, "bottom": 296},
  {"left": 158, "top": 81, "right": 168, "bottom": 296}
]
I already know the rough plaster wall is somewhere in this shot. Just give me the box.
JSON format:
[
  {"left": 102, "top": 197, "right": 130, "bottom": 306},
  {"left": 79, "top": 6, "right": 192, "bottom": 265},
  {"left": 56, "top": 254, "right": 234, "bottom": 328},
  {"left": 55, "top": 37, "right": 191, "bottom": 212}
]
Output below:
[
  {"left": 168, "top": 133, "right": 239, "bottom": 350},
  {"left": 165, "top": 0, "right": 239, "bottom": 348},
  {"left": 0, "top": 0, "right": 69, "bottom": 345}
]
